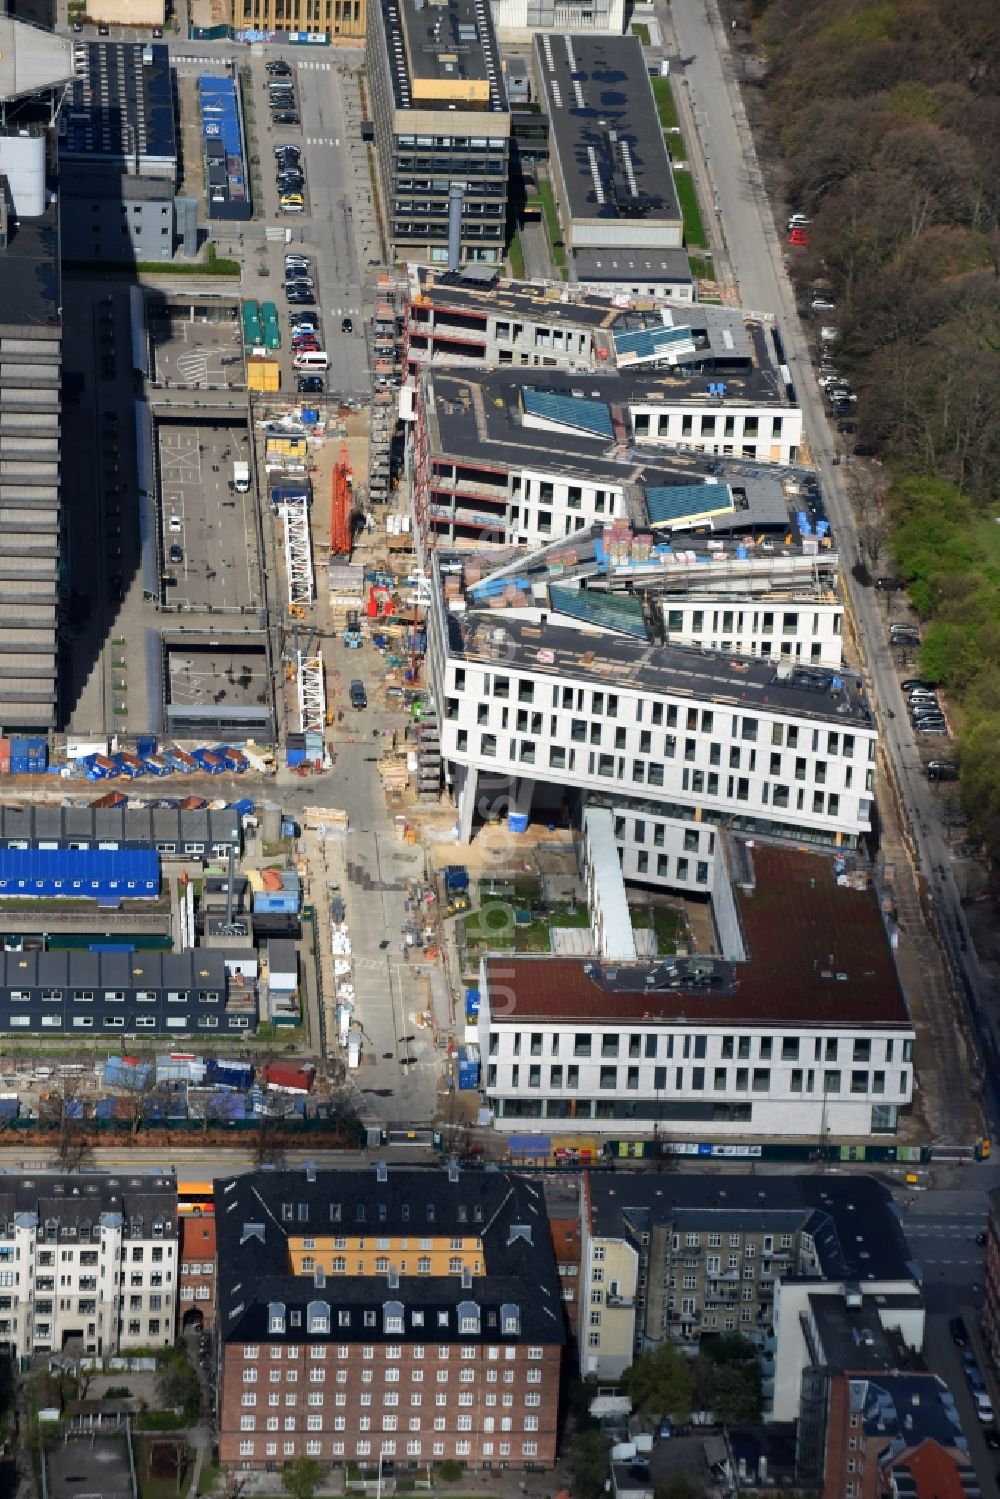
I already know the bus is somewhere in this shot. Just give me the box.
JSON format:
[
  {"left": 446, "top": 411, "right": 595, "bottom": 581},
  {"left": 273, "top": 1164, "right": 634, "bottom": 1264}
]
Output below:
[{"left": 177, "top": 1180, "right": 215, "bottom": 1216}]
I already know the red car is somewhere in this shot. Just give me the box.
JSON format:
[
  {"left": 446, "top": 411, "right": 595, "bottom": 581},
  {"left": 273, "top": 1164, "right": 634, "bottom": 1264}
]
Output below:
[{"left": 788, "top": 227, "right": 810, "bottom": 247}]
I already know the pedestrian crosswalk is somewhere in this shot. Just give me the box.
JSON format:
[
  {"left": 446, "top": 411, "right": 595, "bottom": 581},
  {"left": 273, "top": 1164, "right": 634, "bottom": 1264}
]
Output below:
[
  {"left": 306, "top": 137, "right": 340, "bottom": 147},
  {"left": 297, "top": 59, "right": 333, "bottom": 70}
]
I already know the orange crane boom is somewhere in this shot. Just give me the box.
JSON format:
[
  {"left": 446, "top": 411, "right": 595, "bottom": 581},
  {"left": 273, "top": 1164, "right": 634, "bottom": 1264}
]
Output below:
[{"left": 331, "top": 442, "right": 354, "bottom": 556}]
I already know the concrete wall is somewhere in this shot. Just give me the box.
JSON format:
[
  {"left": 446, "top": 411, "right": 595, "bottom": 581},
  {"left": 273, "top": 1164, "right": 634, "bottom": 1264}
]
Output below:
[{"left": 86, "top": 0, "right": 166, "bottom": 22}]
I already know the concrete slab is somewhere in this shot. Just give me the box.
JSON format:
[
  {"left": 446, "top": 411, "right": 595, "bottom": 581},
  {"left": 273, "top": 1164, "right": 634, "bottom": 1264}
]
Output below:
[{"left": 46, "top": 1435, "right": 133, "bottom": 1499}]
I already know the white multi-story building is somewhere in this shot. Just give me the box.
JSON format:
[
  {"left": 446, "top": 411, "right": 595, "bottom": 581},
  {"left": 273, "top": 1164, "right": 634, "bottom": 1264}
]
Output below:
[
  {"left": 477, "top": 840, "right": 914, "bottom": 1140},
  {"left": 660, "top": 596, "right": 843, "bottom": 668},
  {"left": 0, "top": 1173, "right": 177, "bottom": 1359},
  {"left": 490, "top": 0, "right": 625, "bottom": 40},
  {"left": 410, "top": 354, "right": 803, "bottom": 553},
  {"left": 427, "top": 553, "right": 877, "bottom": 849}
]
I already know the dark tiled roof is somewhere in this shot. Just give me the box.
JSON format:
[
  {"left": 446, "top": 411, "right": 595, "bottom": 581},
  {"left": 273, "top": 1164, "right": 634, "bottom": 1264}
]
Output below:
[
  {"left": 588, "top": 1173, "right": 915, "bottom": 1284},
  {"left": 0, "top": 1172, "right": 176, "bottom": 1233},
  {"left": 483, "top": 845, "right": 907, "bottom": 1029},
  {"left": 216, "top": 1166, "right": 565, "bottom": 1346}
]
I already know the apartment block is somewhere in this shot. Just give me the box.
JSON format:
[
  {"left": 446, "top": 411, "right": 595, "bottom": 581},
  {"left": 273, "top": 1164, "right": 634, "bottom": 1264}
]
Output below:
[
  {"left": 579, "top": 1175, "right": 918, "bottom": 1381},
  {"left": 479, "top": 837, "right": 914, "bottom": 1140},
  {"left": 0, "top": 1172, "right": 177, "bottom": 1359},
  {"left": 178, "top": 1215, "right": 217, "bottom": 1334},
  {"left": 366, "top": 0, "right": 510, "bottom": 265},
  {"left": 426, "top": 552, "right": 875, "bottom": 850},
  {"left": 409, "top": 339, "right": 804, "bottom": 553},
  {"left": 819, "top": 1372, "right": 975, "bottom": 1499},
  {"left": 216, "top": 1164, "right": 564, "bottom": 1472}
]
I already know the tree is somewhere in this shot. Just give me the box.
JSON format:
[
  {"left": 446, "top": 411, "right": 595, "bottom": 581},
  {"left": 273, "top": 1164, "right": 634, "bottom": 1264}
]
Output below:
[
  {"left": 38, "top": 1082, "right": 92, "bottom": 1172},
  {"left": 282, "top": 1456, "right": 325, "bottom": 1499},
  {"left": 623, "top": 1344, "right": 695, "bottom": 1420},
  {"left": 569, "top": 1428, "right": 611, "bottom": 1499},
  {"left": 655, "top": 1477, "right": 705, "bottom": 1499},
  {"left": 700, "top": 1332, "right": 757, "bottom": 1364},
  {"left": 711, "top": 1363, "right": 763, "bottom": 1424},
  {"left": 155, "top": 1351, "right": 200, "bottom": 1421}
]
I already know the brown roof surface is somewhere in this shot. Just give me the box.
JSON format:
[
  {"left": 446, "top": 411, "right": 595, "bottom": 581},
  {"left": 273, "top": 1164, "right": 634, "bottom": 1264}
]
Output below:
[
  {"left": 484, "top": 844, "right": 909, "bottom": 1029},
  {"left": 180, "top": 1216, "right": 217, "bottom": 1258},
  {"left": 893, "top": 1439, "right": 972, "bottom": 1499}
]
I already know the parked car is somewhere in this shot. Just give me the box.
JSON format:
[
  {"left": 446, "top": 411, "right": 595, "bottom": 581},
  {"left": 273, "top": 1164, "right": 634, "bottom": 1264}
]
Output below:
[
  {"left": 811, "top": 295, "right": 837, "bottom": 311},
  {"left": 168, "top": 516, "right": 183, "bottom": 534},
  {"left": 267, "top": 60, "right": 292, "bottom": 74},
  {"left": 917, "top": 722, "right": 949, "bottom": 735},
  {"left": 297, "top": 375, "right": 325, "bottom": 393},
  {"left": 926, "top": 760, "right": 958, "bottom": 780},
  {"left": 341, "top": 316, "right": 354, "bottom": 334},
  {"left": 902, "top": 678, "right": 933, "bottom": 691},
  {"left": 787, "top": 213, "right": 811, "bottom": 229},
  {"left": 350, "top": 679, "right": 367, "bottom": 710},
  {"left": 951, "top": 1316, "right": 969, "bottom": 1346},
  {"left": 169, "top": 543, "right": 183, "bottom": 564},
  {"left": 788, "top": 227, "right": 810, "bottom": 246},
  {"left": 272, "top": 112, "right": 300, "bottom": 125}
]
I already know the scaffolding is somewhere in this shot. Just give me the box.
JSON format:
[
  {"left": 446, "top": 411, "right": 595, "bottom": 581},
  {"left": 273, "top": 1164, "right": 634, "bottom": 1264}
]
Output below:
[
  {"left": 281, "top": 497, "right": 314, "bottom": 608},
  {"left": 297, "top": 649, "right": 327, "bottom": 734}
]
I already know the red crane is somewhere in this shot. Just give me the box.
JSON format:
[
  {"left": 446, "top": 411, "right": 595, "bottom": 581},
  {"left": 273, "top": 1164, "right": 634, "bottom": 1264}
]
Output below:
[{"left": 330, "top": 442, "right": 353, "bottom": 556}]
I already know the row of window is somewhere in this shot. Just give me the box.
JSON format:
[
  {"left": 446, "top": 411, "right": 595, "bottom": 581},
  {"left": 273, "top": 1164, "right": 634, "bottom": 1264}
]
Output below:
[
  {"left": 241, "top": 1392, "right": 543, "bottom": 1409},
  {"left": 244, "top": 1343, "right": 541, "bottom": 1360},
  {"left": 489, "top": 1062, "right": 907, "bottom": 1097},
  {"left": 245, "top": 1367, "right": 544, "bottom": 1386},
  {"left": 451, "top": 675, "right": 872, "bottom": 756},
  {"left": 665, "top": 607, "right": 840, "bottom": 639},
  {"left": 240, "top": 1414, "right": 540, "bottom": 1431},
  {"left": 236, "top": 1439, "right": 538, "bottom": 1458},
  {"left": 489, "top": 1029, "right": 910, "bottom": 1065},
  {"left": 7, "top": 988, "right": 221, "bottom": 1003},
  {"left": 633, "top": 409, "right": 788, "bottom": 440},
  {"left": 4, "top": 1015, "right": 246, "bottom": 1030}
]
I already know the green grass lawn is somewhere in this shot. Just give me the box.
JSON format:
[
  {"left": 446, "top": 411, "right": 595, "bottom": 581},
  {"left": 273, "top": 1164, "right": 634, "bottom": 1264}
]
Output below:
[
  {"left": 689, "top": 254, "right": 717, "bottom": 281},
  {"left": 673, "top": 168, "right": 707, "bottom": 248},
  {"left": 548, "top": 903, "right": 591, "bottom": 928},
  {"left": 508, "top": 227, "right": 526, "bottom": 279},
  {"left": 631, "top": 20, "right": 651, "bottom": 44},
  {"left": 629, "top": 904, "right": 689, "bottom": 954},
  {"left": 135, "top": 1438, "right": 193, "bottom": 1499},
  {"left": 651, "top": 74, "right": 679, "bottom": 131},
  {"left": 535, "top": 179, "right": 569, "bottom": 280},
  {"left": 462, "top": 904, "right": 551, "bottom": 953},
  {"left": 654, "top": 907, "right": 687, "bottom": 954}
]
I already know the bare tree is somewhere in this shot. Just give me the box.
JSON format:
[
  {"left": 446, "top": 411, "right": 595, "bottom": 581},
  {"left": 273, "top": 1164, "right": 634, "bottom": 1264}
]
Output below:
[
  {"left": 38, "top": 1082, "right": 92, "bottom": 1172},
  {"left": 844, "top": 464, "right": 887, "bottom": 579}
]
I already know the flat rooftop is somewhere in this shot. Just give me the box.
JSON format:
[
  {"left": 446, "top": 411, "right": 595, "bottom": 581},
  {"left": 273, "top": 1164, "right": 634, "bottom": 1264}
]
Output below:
[
  {"left": 0, "top": 16, "right": 75, "bottom": 101},
  {"left": 534, "top": 32, "right": 680, "bottom": 228},
  {"left": 483, "top": 844, "right": 908, "bottom": 1030},
  {"left": 0, "top": 186, "right": 60, "bottom": 328},
  {"left": 573, "top": 245, "right": 694, "bottom": 285},
  {"left": 62, "top": 41, "right": 177, "bottom": 171},
  {"left": 448, "top": 606, "right": 872, "bottom": 724},
  {"left": 377, "top": 0, "right": 507, "bottom": 113}
]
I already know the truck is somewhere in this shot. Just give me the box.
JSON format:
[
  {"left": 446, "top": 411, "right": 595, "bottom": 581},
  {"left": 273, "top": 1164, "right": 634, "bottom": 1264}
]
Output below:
[
  {"left": 347, "top": 1025, "right": 363, "bottom": 1069},
  {"left": 233, "top": 461, "right": 250, "bottom": 493},
  {"left": 343, "top": 610, "right": 362, "bottom": 648}
]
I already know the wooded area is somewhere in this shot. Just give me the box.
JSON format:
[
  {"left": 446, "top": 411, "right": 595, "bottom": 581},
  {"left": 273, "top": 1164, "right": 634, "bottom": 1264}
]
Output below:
[{"left": 751, "top": 0, "right": 1000, "bottom": 867}]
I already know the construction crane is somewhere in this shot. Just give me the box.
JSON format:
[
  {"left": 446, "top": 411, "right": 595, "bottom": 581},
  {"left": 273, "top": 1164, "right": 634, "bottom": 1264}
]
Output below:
[{"left": 331, "top": 442, "right": 354, "bottom": 557}]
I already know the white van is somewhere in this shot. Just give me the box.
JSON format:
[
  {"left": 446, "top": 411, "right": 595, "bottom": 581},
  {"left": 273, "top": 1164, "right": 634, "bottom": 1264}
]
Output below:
[{"left": 293, "top": 350, "right": 329, "bottom": 371}]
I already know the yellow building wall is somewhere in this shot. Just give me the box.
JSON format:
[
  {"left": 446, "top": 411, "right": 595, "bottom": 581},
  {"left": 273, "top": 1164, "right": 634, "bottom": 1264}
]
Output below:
[
  {"left": 588, "top": 1236, "right": 638, "bottom": 1367},
  {"left": 288, "top": 1235, "right": 483, "bottom": 1277},
  {"left": 231, "top": 0, "right": 366, "bottom": 40}
]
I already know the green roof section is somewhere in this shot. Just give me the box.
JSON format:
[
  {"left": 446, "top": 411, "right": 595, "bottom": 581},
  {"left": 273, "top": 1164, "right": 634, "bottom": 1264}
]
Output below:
[
  {"left": 644, "top": 481, "right": 734, "bottom": 528},
  {"left": 549, "top": 584, "right": 648, "bottom": 638},
  {"left": 522, "top": 387, "right": 614, "bottom": 439}
]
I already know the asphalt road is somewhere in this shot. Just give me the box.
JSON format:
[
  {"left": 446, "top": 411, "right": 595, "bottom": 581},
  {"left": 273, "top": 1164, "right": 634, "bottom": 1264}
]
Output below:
[{"left": 664, "top": 0, "right": 998, "bottom": 1137}]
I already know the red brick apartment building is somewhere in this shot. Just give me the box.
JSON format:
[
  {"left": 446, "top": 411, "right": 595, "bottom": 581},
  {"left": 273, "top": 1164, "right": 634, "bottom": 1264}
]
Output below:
[
  {"left": 821, "top": 1372, "right": 977, "bottom": 1499},
  {"left": 178, "top": 1216, "right": 217, "bottom": 1333},
  {"left": 215, "top": 1164, "right": 564, "bottom": 1473}
]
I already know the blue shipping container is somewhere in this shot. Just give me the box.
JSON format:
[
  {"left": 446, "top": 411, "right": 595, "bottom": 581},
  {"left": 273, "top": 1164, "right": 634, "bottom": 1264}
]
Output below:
[
  {"left": 465, "top": 987, "right": 480, "bottom": 1020},
  {"left": 0, "top": 848, "right": 159, "bottom": 900},
  {"left": 137, "top": 736, "right": 157, "bottom": 758}
]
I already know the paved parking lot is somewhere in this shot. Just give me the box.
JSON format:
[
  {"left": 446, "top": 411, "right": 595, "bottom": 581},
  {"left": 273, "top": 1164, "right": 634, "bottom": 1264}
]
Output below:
[
  {"left": 150, "top": 306, "right": 243, "bottom": 389},
  {"left": 156, "top": 422, "right": 260, "bottom": 610},
  {"left": 167, "top": 644, "right": 271, "bottom": 717}
]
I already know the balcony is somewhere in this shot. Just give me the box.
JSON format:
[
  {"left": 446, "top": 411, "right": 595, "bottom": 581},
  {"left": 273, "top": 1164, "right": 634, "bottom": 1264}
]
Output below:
[{"left": 607, "top": 1294, "right": 635, "bottom": 1309}]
